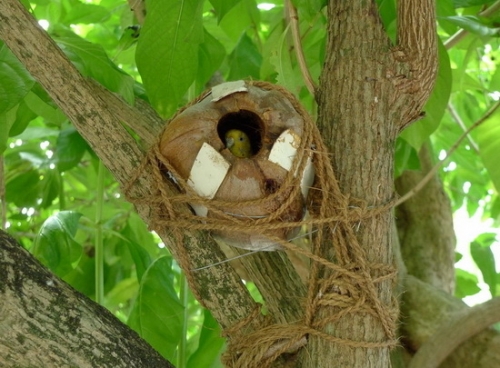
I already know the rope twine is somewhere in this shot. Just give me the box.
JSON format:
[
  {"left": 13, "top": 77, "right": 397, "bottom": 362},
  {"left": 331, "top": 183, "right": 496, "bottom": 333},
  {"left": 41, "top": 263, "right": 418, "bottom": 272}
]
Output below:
[{"left": 124, "top": 81, "right": 398, "bottom": 367}]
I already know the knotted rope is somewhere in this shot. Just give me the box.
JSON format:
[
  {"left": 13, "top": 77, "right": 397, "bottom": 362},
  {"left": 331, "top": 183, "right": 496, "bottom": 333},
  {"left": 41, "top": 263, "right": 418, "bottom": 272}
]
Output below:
[{"left": 124, "top": 81, "right": 398, "bottom": 367}]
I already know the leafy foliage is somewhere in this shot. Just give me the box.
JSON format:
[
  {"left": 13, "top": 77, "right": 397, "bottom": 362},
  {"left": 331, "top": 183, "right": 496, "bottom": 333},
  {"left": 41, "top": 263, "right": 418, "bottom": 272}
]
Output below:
[{"left": 1, "top": 0, "right": 500, "bottom": 365}]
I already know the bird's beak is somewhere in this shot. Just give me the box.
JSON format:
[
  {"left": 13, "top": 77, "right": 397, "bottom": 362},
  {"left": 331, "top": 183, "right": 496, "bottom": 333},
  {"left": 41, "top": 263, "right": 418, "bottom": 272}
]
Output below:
[{"left": 226, "top": 137, "right": 234, "bottom": 149}]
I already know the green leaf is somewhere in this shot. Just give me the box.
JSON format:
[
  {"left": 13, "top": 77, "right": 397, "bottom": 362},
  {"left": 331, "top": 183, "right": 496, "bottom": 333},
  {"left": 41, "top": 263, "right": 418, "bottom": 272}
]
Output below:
[
  {"left": 105, "top": 277, "right": 139, "bottom": 307},
  {"left": 128, "top": 256, "right": 183, "bottom": 361},
  {"left": 294, "top": 0, "right": 327, "bottom": 21},
  {"left": 32, "top": 211, "right": 83, "bottom": 277},
  {"left": 209, "top": 0, "right": 243, "bottom": 22},
  {"left": 187, "top": 309, "right": 225, "bottom": 368},
  {"left": 0, "top": 105, "right": 18, "bottom": 154},
  {"left": 455, "top": 268, "right": 481, "bottom": 298},
  {"left": 197, "top": 28, "right": 226, "bottom": 88},
  {"left": 24, "top": 91, "right": 67, "bottom": 126},
  {"left": 453, "top": 0, "right": 495, "bottom": 8},
  {"left": 475, "top": 105, "right": 500, "bottom": 193},
  {"left": 136, "top": 0, "right": 204, "bottom": 118},
  {"left": 55, "top": 32, "right": 135, "bottom": 103},
  {"left": 39, "top": 169, "right": 60, "bottom": 208},
  {"left": 8, "top": 100, "right": 37, "bottom": 137},
  {"left": 16, "top": 126, "right": 60, "bottom": 141},
  {"left": 470, "top": 233, "right": 497, "bottom": 296},
  {"left": 117, "top": 25, "right": 141, "bottom": 52},
  {"left": 442, "top": 16, "right": 500, "bottom": 37},
  {"left": 5, "top": 168, "right": 41, "bottom": 207},
  {"left": 228, "top": 33, "right": 262, "bottom": 80},
  {"left": 268, "top": 25, "right": 303, "bottom": 95},
  {"left": 124, "top": 238, "right": 152, "bottom": 282},
  {"left": 401, "top": 39, "right": 452, "bottom": 149},
  {"left": 394, "top": 137, "right": 420, "bottom": 177},
  {"left": 54, "top": 127, "right": 89, "bottom": 172},
  {"left": 218, "top": 0, "right": 260, "bottom": 42},
  {"left": 62, "top": 4, "right": 110, "bottom": 25},
  {"left": 437, "top": 0, "right": 458, "bottom": 35},
  {"left": 0, "top": 42, "right": 35, "bottom": 115}
]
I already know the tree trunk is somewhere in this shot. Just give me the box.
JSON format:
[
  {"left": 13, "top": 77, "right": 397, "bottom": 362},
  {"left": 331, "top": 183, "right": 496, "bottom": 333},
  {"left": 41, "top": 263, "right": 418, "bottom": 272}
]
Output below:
[
  {"left": 0, "top": 230, "right": 174, "bottom": 368},
  {"left": 306, "top": 0, "right": 438, "bottom": 366}
]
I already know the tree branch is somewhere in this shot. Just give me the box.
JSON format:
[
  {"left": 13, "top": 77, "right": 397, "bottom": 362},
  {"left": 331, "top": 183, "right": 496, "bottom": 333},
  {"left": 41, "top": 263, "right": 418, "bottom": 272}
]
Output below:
[
  {"left": 0, "top": 0, "right": 258, "bottom": 334},
  {"left": 285, "top": 0, "right": 316, "bottom": 96},
  {"left": 394, "top": 0, "right": 438, "bottom": 130},
  {"left": 403, "top": 276, "right": 500, "bottom": 368},
  {"left": 0, "top": 230, "right": 174, "bottom": 367}
]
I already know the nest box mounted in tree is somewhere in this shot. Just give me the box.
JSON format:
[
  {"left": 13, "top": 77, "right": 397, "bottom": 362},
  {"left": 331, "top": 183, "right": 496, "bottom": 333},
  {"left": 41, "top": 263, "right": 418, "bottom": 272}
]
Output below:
[{"left": 159, "top": 80, "right": 314, "bottom": 251}]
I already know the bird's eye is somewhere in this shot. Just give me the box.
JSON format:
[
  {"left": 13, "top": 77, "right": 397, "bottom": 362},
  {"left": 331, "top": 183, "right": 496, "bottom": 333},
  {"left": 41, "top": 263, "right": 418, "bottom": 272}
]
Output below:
[{"left": 239, "top": 137, "right": 244, "bottom": 141}]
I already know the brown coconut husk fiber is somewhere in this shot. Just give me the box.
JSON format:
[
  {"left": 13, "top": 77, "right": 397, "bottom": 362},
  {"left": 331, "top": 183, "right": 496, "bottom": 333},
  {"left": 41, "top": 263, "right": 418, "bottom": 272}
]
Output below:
[{"left": 124, "top": 80, "right": 398, "bottom": 367}]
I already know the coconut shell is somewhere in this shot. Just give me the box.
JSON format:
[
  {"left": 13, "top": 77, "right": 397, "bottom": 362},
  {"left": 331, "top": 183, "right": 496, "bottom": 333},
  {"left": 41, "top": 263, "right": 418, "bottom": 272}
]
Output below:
[{"left": 159, "top": 81, "right": 310, "bottom": 251}]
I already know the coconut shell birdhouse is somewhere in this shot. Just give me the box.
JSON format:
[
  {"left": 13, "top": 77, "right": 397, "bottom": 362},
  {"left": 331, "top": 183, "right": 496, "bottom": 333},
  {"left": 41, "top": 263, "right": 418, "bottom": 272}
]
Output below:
[{"left": 159, "top": 80, "right": 315, "bottom": 251}]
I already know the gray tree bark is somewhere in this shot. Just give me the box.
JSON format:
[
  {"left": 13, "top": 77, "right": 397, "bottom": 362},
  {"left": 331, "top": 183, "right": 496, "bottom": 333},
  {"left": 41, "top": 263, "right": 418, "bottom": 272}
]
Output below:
[{"left": 0, "top": 230, "right": 174, "bottom": 368}]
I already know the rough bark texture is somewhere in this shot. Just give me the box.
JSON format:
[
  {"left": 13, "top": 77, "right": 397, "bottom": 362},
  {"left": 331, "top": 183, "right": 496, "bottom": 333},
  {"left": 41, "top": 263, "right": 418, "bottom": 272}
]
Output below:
[
  {"left": 5, "top": 0, "right": 497, "bottom": 367},
  {"left": 0, "top": 0, "right": 264, "bottom": 336},
  {"left": 0, "top": 230, "right": 174, "bottom": 368},
  {"left": 402, "top": 276, "right": 500, "bottom": 368},
  {"left": 309, "top": 0, "right": 438, "bottom": 366},
  {"left": 396, "top": 144, "right": 456, "bottom": 293}
]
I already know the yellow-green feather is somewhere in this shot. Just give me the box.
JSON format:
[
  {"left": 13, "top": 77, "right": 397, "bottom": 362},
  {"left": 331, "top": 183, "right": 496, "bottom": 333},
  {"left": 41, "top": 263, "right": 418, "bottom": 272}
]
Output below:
[{"left": 225, "top": 129, "right": 252, "bottom": 158}]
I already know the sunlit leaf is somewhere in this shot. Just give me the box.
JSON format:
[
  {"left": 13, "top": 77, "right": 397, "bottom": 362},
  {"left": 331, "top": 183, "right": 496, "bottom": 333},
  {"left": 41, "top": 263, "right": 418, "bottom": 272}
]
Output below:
[
  {"left": 0, "top": 105, "right": 18, "bottom": 154},
  {"left": 209, "top": 0, "right": 243, "bottom": 23},
  {"left": 32, "top": 211, "right": 83, "bottom": 277},
  {"left": 394, "top": 137, "right": 420, "bottom": 177},
  {"left": 63, "top": 4, "right": 110, "bottom": 25},
  {"left": 23, "top": 91, "right": 67, "bottom": 126},
  {"left": 442, "top": 16, "right": 500, "bottom": 37},
  {"left": 187, "top": 309, "right": 225, "bottom": 368},
  {"left": 105, "top": 277, "right": 139, "bottom": 308},
  {"left": 5, "top": 168, "right": 41, "bottom": 207},
  {"left": 39, "top": 168, "right": 60, "bottom": 208},
  {"left": 8, "top": 100, "right": 37, "bottom": 137},
  {"left": 401, "top": 40, "right": 452, "bottom": 149},
  {"left": 55, "top": 32, "right": 135, "bottom": 104},
  {"left": 128, "top": 256, "right": 183, "bottom": 361},
  {"left": 474, "top": 105, "right": 500, "bottom": 192},
  {"left": 269, "top": 25, "right": 303, "bottom": 95},
  {"left": 219, "top": 0, "right": 260, "bottom": 42},
  {"left": 455, "top": 268, "right": 481, "bottom": 297},
  {"left": 54, "top": 127, "right": 89, "bottom": 172},
  {"left": 136, "top": 0, "right": 204, "bottom": 118},
  {"left": 453, "top": 0, "right": 496, "bottom": 8},
  {"left": 470, "top": 233, "right": 497, "bottom": 296},
  {"left": 197, "top": 28, "right": 226, "bottom": 88},
  {"left": 0, "top": 42, "right": 35, "bottom": 116},
  {"left": 228, "top": 33, "right": 262, "bottom": 80}
]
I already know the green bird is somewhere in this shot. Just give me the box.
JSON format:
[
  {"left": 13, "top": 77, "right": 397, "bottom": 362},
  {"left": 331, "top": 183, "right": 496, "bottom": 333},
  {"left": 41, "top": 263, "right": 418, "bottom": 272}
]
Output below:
[{"left": 225, "top": 129, "right": 252, "bottom": 158}]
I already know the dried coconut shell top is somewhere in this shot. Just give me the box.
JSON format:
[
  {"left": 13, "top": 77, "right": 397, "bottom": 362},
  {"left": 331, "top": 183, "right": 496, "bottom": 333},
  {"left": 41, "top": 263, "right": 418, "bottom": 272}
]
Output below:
[{"left": 159, "top": 81, "right": 312, "bottom": 250}]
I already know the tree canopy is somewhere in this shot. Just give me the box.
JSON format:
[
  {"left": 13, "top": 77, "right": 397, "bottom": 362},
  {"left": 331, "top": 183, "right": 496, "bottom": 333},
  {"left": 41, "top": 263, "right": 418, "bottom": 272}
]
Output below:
[{"left": 1, "top": 0, "right": 500, "bottom": 367}]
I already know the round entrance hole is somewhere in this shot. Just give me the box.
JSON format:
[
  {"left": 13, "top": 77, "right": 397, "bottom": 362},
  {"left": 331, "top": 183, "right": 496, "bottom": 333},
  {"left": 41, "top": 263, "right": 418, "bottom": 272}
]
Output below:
[{"left": 217, "top": 110, "right": 263, "bottom": 157}]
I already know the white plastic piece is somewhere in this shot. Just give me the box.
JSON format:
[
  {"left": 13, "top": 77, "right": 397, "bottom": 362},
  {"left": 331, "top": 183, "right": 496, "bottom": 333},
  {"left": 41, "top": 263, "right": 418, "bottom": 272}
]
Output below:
[
  {"left": 269, "top": 129, "right": 315, "bottom": 199},
  {"left": 268, "top": 129, "right": 301, "bottom": 172},
  {"left": 211, "top": 80, "right": 247, "bottom": 102},
  {"left": 187, "top": 142, "right": 230, "bottom": 216}
]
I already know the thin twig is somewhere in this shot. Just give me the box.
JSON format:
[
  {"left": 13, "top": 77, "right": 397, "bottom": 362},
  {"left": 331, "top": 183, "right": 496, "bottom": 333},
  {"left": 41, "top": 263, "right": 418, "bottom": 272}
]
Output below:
[
  {"left": 447, "top": 103, "right": 480, "bottom": 153},
  {"left": 127, "top": 0, "right": 146, "bottom": 24},
  {"left": 395, "top": 99, "right": 500, "bottom": 207},
  {"left": 444, "top": 0, "right": 500, "bottom": 50},
  {"left": 285, "top": 0, "right": 317, "bottom": 96}
]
